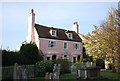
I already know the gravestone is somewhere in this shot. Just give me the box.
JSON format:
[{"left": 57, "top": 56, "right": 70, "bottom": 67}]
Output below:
[
  {"left": 96, "top": 59, "right": 105, "bottom": 69},
  {"left": 13, "top": 63, "right": 27, "bottom": 81},
  {"left": 13, "top": 63, "right": 22, "bottom": 81},
  {"left": 70, "top": 64, "right": 77, "bottom": 75},
  {"left": 77, "top": 62, "right": 101, "bottom": 79},
  {"left": 53, "top": 64, "right": 60, "bottom": 79},
  {"left": 22, "top": 69, "right": 27, "bottom": 81},
  {"left": 45, "top": 72, "right": 49, "bottom": 79},
  {"left": 45, "top": 64, "right": 60, "bottom": 80},
  {"left": 13, "top": 63, "right": 18, "bottom": 80},
  {"left": 92, "top": 63, "right": 96, "bottom": 67},
  {"left": 78, "top": 70, "right": 80, "bottom": 77},
  {"left": 86, "top": 62, "right": 91, "bottom": 67},
  {"left": 53, "top": 64, "right": 57, "bottom": 73},
  {"left": 58, "top": 64, "right": 60, "bottom": 74},
  {"left": 49, "top": 73, "right": 53, "bottom": 79},
  {"left": 81, "top": 62, "right": 86, "bottom": 67}
]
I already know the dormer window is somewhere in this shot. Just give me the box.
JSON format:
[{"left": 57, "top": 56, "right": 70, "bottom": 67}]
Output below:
[
  {"left": 67, "top": 33, "right": 73, "bottom": 39},
  {"left": 50, "top": 30, "right": 57, "bottom": 36},
  {"left": 52, "top": 30, "right": 56, "bottom": 36}
]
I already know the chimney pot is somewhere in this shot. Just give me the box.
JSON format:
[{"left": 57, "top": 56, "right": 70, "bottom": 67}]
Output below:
[{"left": 73, "top": 22, "right": 78, "bottom": 25}]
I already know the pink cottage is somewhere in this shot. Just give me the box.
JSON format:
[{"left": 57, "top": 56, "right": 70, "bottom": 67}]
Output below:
[{"left": 27, "top": 9, "right": 83, "bottom": 63}]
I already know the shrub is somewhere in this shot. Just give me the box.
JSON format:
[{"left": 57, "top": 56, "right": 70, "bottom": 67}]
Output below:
[
  {"left": 35, "top": 60, "right": 54, "bottom": 77},
  {"left": 76, "top": 57, "right": 97, "bottom": 64},
  {"left": 77, "top": 58, "right": 88, "bottom": 63},
  {"left": 2, "top": 50, "right": 20, "bottom": 66},
  {"left": 93, "top": 58, "right": 97, "bottom": 63},
  {"left": 2, "top": 42, "right": 43, "bottom": 66},
  {"left": 53, "top": 59, "right": 72, "bottom": 74},
  {"left": 19, "top": 43, "right": 43, "bottom": 65},
  {"left": 87, "top": 56, "right": 94, "bottom": 62}
]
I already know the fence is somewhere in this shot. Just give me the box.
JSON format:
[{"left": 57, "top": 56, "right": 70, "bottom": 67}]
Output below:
[{"left": 2, "top": 64, "right": 35, "bottom": 79}]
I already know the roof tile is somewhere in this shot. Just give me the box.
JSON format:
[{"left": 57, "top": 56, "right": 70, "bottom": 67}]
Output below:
[{"left": 35, "top": 24, "right": 82, "bottom": 42}]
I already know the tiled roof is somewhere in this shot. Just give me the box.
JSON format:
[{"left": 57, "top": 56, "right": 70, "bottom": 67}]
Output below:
[{"left": 35, "top": 24, "right": 82, "bottom": 42}]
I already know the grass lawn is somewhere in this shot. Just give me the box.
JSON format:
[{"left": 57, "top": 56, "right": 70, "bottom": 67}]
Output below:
[
  {"left": 30, "top": 74, "right": 77, "bottom": 81},
  {"left": 100, "top": 70, "right": 120, "bottom": 79},
  {"left": 30, "top": 71, "right": 120, "bottom": 81},
  {"left": 60, "top": 74, "right": 77, "bottom": 79},
  {"left": 29, "top": 77, "right": 44, "bottom": 81}
]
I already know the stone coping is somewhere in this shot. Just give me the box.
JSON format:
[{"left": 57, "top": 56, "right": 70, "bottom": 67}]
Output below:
[{"left": 78, "top": 66, "right": 101, "bottom": 70}]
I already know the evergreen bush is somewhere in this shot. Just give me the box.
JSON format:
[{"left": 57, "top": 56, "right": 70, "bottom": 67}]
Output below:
[{"left": 35, "top": 60, "right": 54, "bottom": 77}]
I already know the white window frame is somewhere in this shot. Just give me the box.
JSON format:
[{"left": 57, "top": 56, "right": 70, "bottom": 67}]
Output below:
[
  {"left": 63, "top": 42, "right": 68, "bottom": 49},
  {"left": 48, "top": 40, "right": 56, "bottom": 48},
  {"left": 73, "top": 43, "right": 79, "bottom": 50},
  {"left": 50, "top": 30, "right": 57, "bottom": 36},
  {"left": 67, "top": 33, "right": 73, "bottom": 39}
]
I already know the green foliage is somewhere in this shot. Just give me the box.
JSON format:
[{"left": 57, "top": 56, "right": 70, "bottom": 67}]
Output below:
[
  {"left": 93, "top": 58, "right": 97, "bottom": 63},
  {"left": 87, "top": 56, "right": 93, "bottom": 62},
  {"left": 35, "top": 60, "right": 54, "bottom": 77},
  {"left": 19, "top": 43, "right": 43, "bottom": 65},
  {"left": 2, "top": 42, "right": 43, "bottom": 66},
  {"left": 76, "top": 56, "right": 97, "bottom": 63},
  {"left": 2, "top": 50, "right": 20, "bottom": 66},
  {"left": 35, "top": 59, "right": 72, "bottom": 77},
  {"left": 79, "top": 58, "right": 88, "bottom": 62},
  {"left": 53, "top": 59, "right": 72, "bottom": 74}
]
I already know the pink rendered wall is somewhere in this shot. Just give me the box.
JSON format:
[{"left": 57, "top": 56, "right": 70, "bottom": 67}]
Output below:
[{"left": 39, "top": 38, "right": 82, "bottom": 57}]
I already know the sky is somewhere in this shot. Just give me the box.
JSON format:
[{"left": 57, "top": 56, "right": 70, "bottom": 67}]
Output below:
[{"left": 0, "top": 2, "right": 118, "bottom": 51}]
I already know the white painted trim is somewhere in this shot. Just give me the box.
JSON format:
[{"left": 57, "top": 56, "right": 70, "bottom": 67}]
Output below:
[
  {"left": 73, "top": 43, "right": 80, "bottom": 50},
  {"left": 66, "top": 33, "right": 73, "bottom": 39},
  {"left": 48, "top": 40, "right": 57, "bottom": 49},
  {"left": 39, "top": 38, "right": 82, "bottom": 44},
  {"left": 50, "top": 30, "right": 57, "bottom": 36},
  {"left": 63, "top": 42, "right": 68, "bottom": 49}
]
